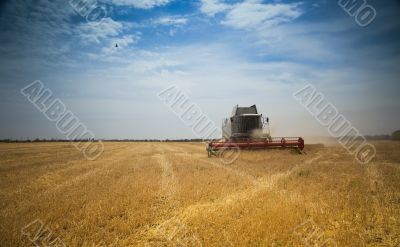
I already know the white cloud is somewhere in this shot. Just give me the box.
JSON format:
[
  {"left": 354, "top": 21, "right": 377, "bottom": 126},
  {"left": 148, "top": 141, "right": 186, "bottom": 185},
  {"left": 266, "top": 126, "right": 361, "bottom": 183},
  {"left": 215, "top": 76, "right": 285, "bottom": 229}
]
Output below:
[
  {"left": 200, "top": 0, "right": 230, "bottom": 16},
  {"left": 113, "top": 34, "right": 139, "bottom": 47},
  {"left": 222, "top": 2, "right": 302, "bottom": 29},
  {"left": 76, "top": 18, "right": 124, "bottom": 44},
  {"left": 199, "top": 0, "right": 302, "bottom": 29},
  {"left": 110, "top": 0, "right": 171, "bottom": 9},
  {"left": 129, "top": 57, "right": 182, "bottom": 73},
  {"left": 153, "top": 16, "right": 188, "bottom": 26}
]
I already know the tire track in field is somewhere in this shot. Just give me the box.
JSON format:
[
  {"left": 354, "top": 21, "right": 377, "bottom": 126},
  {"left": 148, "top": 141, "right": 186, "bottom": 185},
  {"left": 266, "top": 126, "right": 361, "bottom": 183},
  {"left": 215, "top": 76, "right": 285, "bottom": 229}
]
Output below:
[
  {"left": 184, "top": 148, "right": 323, "bottom": 187},
  {"left": 170, "top": 142, "right": 323, "bottom": 196},
  {"left": 59, "top": 145, "right": 163, "bottom": 245},
  {"left": 139, "top": 146, "right": 204, "bottom": 247},
  {"left": 141, "top": 146, "right": 324, "bottom": 246},
  {"left": 366, "top": 163, "right": 384, "bottom": 225},
  {"left": 154, "top": 152, "right": 178, "bottom": 208},
  {"left": 171, "top": 142, "right": 321, "bottom": 183},
  {"left": 177, "top": 151, "right": 323, "bottom": 218}
]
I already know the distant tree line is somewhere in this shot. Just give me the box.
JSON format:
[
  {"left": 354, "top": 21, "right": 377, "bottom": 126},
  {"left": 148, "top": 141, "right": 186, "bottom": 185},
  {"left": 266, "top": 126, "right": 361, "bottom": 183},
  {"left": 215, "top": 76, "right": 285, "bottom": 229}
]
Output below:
[
  {"left": 0, "top": 138, "right": 208, "bottom": 143},
  {"left": 363, "top": 135, "right": 392, "bottom": 140},
  {"left": 392, "top": 130, "right": 400, "bottom": 141},
  {"left": 1, "top": 131, "right": 400, "bottom": 142}
]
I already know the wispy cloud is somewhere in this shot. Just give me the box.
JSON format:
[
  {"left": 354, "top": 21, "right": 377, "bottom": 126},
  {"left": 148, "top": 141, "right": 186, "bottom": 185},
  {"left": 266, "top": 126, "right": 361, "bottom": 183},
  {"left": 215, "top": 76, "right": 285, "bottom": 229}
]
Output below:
[
  {"left": 222, "top": 2, "right": 303, "bottom": 29},
  {"left": 152, "top": 16, "right": 188, "bottom": 26},
  {"left": 76, "top": 18, "right": 124, "bottom": 44},
  {"left": 199, "top": 0, "right": 230, "bottom": 16},
  {"left": 200, "top": 0, "right": 303, "bottom": 29},
  {"left": 110, "top": 0, "right": 172, "bottom": 9}
]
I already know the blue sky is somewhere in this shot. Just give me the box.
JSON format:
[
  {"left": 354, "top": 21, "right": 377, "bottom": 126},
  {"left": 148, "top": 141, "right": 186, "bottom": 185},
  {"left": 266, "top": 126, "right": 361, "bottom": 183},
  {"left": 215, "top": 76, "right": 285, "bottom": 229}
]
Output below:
[{"left": 0, "top": 0, "right": 399, "bottom": 139}]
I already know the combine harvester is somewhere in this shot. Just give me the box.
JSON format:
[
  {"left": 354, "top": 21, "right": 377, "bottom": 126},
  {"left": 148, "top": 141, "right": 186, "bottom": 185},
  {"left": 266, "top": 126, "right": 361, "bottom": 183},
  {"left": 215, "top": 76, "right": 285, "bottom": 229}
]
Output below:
[{"left": 207, "top": 105, "right": 305, "bottom": 157}]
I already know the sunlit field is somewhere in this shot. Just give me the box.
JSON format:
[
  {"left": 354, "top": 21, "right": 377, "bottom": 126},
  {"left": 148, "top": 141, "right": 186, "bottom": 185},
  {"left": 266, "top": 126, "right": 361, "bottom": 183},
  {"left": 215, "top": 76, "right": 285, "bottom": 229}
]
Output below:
[{"left": 0, "top": 141, "right": 399, "bottom": 246}]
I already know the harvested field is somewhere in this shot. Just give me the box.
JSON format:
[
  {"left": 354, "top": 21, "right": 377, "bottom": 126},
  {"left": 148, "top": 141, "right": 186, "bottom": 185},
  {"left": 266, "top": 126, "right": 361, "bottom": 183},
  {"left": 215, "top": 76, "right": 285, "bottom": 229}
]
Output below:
[{"left": 0, "top": 141, "right": 399, "bottom": 246}]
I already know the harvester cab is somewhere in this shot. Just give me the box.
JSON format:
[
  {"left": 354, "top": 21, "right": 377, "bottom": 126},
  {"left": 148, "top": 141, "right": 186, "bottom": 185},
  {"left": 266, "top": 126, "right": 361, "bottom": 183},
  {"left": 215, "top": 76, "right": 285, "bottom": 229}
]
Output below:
[{"left": 222, "top": 105, "right": 271, "bottom": 141}]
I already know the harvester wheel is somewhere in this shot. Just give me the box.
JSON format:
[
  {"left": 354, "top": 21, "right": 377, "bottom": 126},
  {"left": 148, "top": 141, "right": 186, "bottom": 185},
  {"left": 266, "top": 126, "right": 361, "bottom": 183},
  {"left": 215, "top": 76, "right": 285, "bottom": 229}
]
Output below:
[{"left": 207, "top": 147, "right": 218, "bottom": 157}]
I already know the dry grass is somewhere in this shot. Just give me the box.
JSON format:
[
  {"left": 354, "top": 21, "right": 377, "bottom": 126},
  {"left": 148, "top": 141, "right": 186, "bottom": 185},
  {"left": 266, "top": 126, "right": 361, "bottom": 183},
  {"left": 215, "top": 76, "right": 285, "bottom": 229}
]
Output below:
[{"left": 0, "top": 141, "right": 399, "bottom": 246}]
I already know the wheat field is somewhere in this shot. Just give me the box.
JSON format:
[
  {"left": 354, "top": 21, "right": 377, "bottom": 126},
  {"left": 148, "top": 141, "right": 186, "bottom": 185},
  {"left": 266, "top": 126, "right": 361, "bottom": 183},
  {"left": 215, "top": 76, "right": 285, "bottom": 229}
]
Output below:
[{"left": 0, "top": 141, "right": 399, "bottom": 246}]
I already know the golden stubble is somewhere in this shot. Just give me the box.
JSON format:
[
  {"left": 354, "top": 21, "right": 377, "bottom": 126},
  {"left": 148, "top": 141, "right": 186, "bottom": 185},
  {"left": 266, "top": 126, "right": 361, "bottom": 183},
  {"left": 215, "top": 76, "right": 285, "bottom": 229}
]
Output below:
[{"left": 0, "top": 141, "right": 399, "bottom": 246}]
